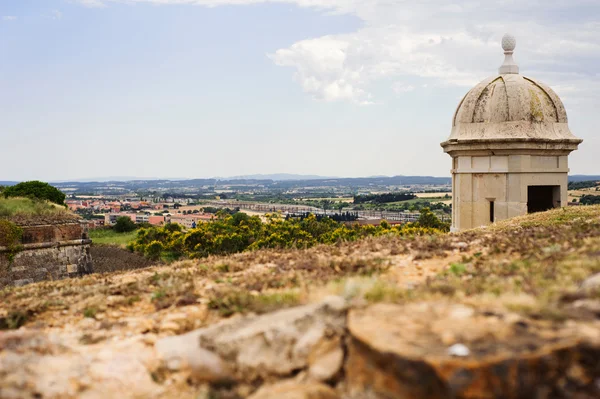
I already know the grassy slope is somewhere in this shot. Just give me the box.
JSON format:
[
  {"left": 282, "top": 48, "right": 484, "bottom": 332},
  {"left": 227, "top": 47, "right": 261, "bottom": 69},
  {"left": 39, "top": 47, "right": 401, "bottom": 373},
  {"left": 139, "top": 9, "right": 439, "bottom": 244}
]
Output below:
[
  {"left": 0, "top": 197, "right": 78, "bottom": 227},
  {"left": 0, "top": 197, "right": 66, "bottom": 217},
  {"left": 89, "top": 229, "right": 138, "bottom": 247},
  {"left": 1, "top": 205, "right": 599, "bottom": 330}
]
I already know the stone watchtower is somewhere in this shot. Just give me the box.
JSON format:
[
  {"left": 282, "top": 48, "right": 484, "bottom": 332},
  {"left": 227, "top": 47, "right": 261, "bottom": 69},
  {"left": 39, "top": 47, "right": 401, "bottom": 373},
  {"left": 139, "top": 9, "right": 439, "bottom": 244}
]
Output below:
[{"left": 441, "top": 34, "right": 582, "bottom": 231}]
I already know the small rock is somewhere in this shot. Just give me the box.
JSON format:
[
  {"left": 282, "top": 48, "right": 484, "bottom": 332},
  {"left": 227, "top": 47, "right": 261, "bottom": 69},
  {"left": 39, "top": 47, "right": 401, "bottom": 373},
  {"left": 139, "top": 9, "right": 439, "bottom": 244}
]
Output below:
[
  {"left": 248, "top": 381, "right": 339, "bottom": 399},
  {"left": 158, "top": 321, "right": 180, "bottom": 334},
  {"left": 453, "top": 242, "right": 468, "bottom": 249},
  {"left": 447, "top": 343, "right": 470, "bottom": 357},
  {"left": 572, "top": 299, "right": 600, "bottom": 316},
  {"left": 579, "top": 273, "right": 600, "bottom": 295},
  {"left": 128, "top": 318, "right": 156, "bottom": 334},
  {"left": 440, "top": 331, "right": 456, "bottom": 345},
  {"left": 448, "top": 304, "right": 474, "bottom": 320},
  {"left": 78, "top": 317, "right": 98, "bottom": 329}
]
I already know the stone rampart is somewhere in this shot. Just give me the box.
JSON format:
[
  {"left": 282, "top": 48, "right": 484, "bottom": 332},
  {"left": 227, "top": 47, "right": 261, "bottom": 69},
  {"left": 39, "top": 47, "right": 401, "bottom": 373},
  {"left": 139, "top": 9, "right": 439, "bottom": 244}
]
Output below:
[{"left": 0, "top": 220, "right": 93, "bottom": 288}]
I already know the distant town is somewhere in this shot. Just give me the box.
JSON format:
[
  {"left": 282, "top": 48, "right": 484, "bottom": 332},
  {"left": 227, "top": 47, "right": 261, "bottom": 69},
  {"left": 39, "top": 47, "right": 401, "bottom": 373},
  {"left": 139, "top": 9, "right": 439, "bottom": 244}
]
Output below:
[
  {"left": 49, "top": 175, "right": 457, "bottom": 228},
  {"left": 46, "top": 174, "right": 598, "bottom": 230}
]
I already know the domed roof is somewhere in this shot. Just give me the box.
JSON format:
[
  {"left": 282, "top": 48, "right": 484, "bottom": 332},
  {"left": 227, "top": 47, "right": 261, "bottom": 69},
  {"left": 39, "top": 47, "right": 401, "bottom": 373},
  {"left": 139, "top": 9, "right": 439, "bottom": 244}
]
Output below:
[{"left": 442, "top": 34, "right": 582, "bottom": 152}]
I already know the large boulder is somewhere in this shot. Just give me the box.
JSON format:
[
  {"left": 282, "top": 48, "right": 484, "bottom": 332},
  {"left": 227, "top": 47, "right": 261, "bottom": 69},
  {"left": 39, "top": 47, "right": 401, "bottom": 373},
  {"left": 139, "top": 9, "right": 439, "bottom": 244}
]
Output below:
[
  {"left": 155, "top": 296, "right": 348, "bottom": 383},
  {"left": 345, "top": 302, "right": 600, "bottom": 399}
]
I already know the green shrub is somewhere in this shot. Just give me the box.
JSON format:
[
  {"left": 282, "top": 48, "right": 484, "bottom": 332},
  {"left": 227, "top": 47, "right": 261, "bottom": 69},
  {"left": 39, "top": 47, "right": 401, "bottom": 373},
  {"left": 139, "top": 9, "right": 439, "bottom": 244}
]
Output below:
[
  {"left": 3, "top": 181, "right": 66, "bottom": 206},
  {"left": 83, "top": 307, "right": 98, "bottom": 318},
  {"left": 580, "top": 195, "right": 600, "bottom": 205},
  {"left": 114, "top": 216, "right": 137, "bottom": 233},
  {"left": 0, "top": 310, "right": 28, "bottom": 330},
  {"left": 0, "top": 220, "right": 23, "bottom": 262},
  {"left": 417, "top": 207, "right": 450, "bottom": 231},
  {"left": 145, "top": 240, "right": 164, "bottom": 261},
  {"left": 130, "top": 212, "right": 446, "bottom": 261}
]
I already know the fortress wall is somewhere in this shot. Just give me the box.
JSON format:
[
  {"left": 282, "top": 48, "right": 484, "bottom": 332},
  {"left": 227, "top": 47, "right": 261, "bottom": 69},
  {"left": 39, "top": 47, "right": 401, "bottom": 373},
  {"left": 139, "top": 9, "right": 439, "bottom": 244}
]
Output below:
[{"left": 0, "top": 222, "right": 93, "bottom": 288}]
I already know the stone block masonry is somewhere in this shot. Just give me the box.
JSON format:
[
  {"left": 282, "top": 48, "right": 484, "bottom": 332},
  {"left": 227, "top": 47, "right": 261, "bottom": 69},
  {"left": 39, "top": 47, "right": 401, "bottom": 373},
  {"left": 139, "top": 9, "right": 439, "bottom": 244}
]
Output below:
[{"left": 0, "top": 221, "right": 93, "bottom": 288}]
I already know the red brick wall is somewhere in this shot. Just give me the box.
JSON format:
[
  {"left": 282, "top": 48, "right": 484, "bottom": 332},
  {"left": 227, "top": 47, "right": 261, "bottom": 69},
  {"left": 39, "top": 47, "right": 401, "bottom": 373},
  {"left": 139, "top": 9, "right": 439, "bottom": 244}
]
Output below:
[{"left": 20, "top": 223, "right": 86, "bottom": 244}]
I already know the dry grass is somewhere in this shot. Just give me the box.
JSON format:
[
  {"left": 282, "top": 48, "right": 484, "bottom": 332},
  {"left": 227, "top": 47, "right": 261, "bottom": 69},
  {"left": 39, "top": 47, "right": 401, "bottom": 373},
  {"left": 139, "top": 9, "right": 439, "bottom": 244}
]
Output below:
[{"left": 1, "top": 206, "right": 600, "bottom": 330}]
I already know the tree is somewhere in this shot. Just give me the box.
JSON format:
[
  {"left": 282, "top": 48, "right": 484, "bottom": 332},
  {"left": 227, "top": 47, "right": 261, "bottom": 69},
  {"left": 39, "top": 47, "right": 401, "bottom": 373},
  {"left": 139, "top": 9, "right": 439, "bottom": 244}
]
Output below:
[
  {"left": 416, "top": 207, "right": 449, "bottom": 231},
  {"left": 321, "top": 200, "right": 332, "bottom": 215},
  {"left": 114, "top": 216, "right": 137, "bottom": 233},
  {"left": 580, "top": 195, "right": 600, "bottom": 205},
  {"left": 3, "top": 181, "right": 66, "bottom": 205}
]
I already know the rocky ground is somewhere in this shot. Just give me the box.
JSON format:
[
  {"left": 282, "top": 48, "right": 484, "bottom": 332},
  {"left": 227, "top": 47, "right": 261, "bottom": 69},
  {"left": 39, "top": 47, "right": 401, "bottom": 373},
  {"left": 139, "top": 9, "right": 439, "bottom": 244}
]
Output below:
[{"left": 1, "top": 206, "right": 600, "bottom": 398}]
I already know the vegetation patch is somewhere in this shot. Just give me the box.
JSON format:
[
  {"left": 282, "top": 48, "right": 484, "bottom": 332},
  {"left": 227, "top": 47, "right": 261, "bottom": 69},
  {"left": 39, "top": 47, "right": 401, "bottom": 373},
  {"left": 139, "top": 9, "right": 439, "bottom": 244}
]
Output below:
[
  {"left": 0, "top": 310, "right": 29, "bottom": 330},
  {"left": 568, "top": 180, "right": 599, "bottom": 190},
  {"left": 0, "top": 219, "right": 23, "bottom": 263},
  {"left": 2, "top": 181, "right": 66, "bottom": 206},
  {"left": 208, "top": 289, "right": 302, "bottom": 317},
  {"left": 89, "top": 229, "right": 138, "bottom": 247},
  {"left": 580, "top": 194, "right": 600, "bottom": 205},
  {"left": 128, "top": 208, "right": 448, "bottom": 261},
  {"left": 351, "top": 206, "right": 600, "bottom": 321},
  {"left": 1, "top": 205, "right": 599, "bottom": 330},
  {"left": 0, "top": 197, "right": 68, "bottom": 218},
  {"left": 354, "top": 192, "right": 417, "bottom": 204},
  {"left": 83, "top": 306, "right": 98, "bottom": 318}
]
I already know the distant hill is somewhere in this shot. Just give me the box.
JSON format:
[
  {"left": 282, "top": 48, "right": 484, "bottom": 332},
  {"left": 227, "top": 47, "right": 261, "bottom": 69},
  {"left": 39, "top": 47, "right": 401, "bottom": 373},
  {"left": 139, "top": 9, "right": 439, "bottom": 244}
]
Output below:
[
  {"left": 569, "top": 175, "right": 600, "bottom": 182},
  {"left": 48, "top": 175, "right": 453, "bottom": 193},
  {"left": 226, "top": 174, "right": 336, "bottom": 181},
  {"left": 3, "top": 175, "right": 599, "bottom": 192}
]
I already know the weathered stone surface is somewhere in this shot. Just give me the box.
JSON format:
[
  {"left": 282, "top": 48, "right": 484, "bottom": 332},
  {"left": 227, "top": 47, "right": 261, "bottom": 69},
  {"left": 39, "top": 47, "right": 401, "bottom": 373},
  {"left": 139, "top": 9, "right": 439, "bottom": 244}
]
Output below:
[
  {"left": 195, "top": 296, "right": 348, "bottom": 382},
  {"left": 307, "top": 335, "right": 344, "bottom": 382},
  {"left": 346, "top": 302, "right": 600, "bottom": 399},
  {"left": 155, "top": 331, "right": 231, "bottom": 383},
  {"left": 0, "top": 330, "right": 161, "bottom": 399},
  {"left": 248, "top": 381, "right": 340, "bottom": 399}
]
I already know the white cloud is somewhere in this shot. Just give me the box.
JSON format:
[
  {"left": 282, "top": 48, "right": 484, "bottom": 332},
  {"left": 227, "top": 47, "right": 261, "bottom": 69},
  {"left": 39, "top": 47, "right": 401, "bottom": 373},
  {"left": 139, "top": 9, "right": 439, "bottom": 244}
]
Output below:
[
  {"left": 74, "top": 0, "right": 106, "bottom": 7},
  {"left": 72, "top": 0, "right": 600, "bottom": 103},
  {"left": 2, "top": 16, "right": 17, "bottom": 21},
  {"left": 392, "top": 83, "right": 415, "bottom": 94},
  {"left": 51, "top": 10, "right": 63, "bottom": 19}
]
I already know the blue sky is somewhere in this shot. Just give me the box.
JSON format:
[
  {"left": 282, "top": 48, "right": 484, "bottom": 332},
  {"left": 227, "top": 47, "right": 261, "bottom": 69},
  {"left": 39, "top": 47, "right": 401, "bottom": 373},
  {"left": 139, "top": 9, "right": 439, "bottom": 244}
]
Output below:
[{"left": 1, "top": 0, "right": 598, "bottom": 181}]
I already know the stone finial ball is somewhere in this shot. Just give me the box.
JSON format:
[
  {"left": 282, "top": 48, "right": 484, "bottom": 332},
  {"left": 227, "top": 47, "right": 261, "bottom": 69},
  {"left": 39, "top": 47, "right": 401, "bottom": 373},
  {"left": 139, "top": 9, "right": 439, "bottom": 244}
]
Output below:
[{"left": 502, "top": 34, "right": 516, "bottom": 52}]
